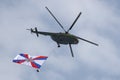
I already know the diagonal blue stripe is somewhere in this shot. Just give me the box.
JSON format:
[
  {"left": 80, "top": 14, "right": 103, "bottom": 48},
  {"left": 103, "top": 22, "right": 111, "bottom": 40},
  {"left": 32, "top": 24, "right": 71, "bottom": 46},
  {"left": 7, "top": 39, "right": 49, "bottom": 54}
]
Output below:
[
  {"left": 19, "top": 53, "right": 28, "bottom": 59},
  {"left": 32, "top": 61, "right": 41, "bottom": 68},
  {"left": 13, "top": 59, "right": 25, "bottom": 63}
]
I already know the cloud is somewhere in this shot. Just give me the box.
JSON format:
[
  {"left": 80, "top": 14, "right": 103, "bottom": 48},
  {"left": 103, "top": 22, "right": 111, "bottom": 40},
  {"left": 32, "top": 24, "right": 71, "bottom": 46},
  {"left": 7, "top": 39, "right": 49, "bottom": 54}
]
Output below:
[{"left": 0, "top": 0, "right": 120, "bottom": 80}]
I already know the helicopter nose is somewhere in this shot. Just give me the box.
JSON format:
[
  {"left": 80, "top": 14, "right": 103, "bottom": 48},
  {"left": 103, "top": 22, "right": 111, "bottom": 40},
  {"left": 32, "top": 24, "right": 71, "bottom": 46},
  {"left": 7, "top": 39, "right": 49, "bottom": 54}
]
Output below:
[{"left": 74, "top": 39, "right": 79, "bottom": 44}]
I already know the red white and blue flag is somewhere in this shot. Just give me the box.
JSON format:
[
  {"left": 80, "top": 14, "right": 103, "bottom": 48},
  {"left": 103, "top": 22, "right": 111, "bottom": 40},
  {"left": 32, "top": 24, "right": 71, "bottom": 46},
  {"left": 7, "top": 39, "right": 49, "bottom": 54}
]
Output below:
[{"left": 13, "top": 53, "right": 48, "bottom": 69}]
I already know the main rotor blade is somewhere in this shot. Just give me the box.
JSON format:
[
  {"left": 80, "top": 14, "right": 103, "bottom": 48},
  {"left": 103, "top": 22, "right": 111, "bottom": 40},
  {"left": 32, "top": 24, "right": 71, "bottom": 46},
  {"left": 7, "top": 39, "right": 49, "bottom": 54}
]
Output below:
[
  {"left": 67, "top": 12, "right": 82, "bottom": 33},
  {"left": 69, "top": 44, "right": 74, "bottom": 57},
  {"left": 45, "top": 7, "right": 66, "bottom": 32},
  {"left": 76, "top": 36, "right": 99, "bottom": 46}
]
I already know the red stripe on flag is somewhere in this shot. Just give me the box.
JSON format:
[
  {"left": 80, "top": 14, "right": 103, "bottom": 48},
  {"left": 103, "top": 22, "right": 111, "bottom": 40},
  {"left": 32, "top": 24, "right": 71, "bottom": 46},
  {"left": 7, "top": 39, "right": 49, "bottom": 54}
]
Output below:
[{"left": 33, "top": 56, "right": 48, "bottom": 60}]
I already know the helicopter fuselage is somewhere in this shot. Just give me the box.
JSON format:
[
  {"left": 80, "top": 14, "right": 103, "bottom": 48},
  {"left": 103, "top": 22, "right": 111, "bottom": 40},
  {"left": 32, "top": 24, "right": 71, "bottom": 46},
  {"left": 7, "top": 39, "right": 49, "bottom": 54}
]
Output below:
[
  {"left": 51, "top": 33, "right": 79, "bottom": 44},
  {"left": 32, "top": 31, "right": 79, "bottom": 45}
]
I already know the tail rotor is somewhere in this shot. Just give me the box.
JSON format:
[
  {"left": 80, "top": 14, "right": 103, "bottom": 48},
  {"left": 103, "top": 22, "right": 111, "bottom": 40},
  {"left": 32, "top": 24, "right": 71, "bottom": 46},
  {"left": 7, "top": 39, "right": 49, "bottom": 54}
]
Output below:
[
  {"left": 27, "top": 27, "right": 39, "bottom": 37},
  {"left": 26, "top": 28, "right": 33, "bottom": 34},
  {"left": 34, "top": 27, "right": 39, "bottom": 37}
]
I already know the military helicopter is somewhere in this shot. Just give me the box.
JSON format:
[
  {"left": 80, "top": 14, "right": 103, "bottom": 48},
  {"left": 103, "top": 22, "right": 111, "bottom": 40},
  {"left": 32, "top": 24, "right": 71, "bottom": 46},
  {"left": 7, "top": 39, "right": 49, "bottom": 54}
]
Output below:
[{"left": 27, "top": 6, "right": 98, "bottom": 57}]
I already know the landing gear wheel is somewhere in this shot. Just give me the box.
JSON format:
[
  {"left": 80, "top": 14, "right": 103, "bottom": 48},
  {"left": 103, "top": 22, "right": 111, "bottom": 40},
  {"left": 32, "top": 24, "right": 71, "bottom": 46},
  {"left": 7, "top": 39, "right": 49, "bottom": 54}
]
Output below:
[{"left": 57, "top": 43, "right": 60, "bottom": 47}]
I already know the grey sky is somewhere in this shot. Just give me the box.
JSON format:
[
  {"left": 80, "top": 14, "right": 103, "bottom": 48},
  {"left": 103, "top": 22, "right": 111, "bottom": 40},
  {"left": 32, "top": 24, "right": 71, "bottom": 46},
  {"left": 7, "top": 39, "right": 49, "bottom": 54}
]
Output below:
[{"left": 0, "top": 0, "right": 120, "bottom": 80}]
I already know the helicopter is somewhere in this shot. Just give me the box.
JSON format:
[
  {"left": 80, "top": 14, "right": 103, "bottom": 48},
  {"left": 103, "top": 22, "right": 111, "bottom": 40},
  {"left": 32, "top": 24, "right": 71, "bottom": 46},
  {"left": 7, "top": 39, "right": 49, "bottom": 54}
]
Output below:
[{"left": 27, "top": 6, "right": 98, "bottom": 57}]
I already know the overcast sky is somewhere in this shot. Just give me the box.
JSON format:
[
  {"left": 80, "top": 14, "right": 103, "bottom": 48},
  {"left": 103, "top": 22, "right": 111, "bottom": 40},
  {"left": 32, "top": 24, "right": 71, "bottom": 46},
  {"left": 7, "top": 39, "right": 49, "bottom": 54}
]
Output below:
[{"left": 0, "top": 0, "right": 120, "bottom": 80}]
